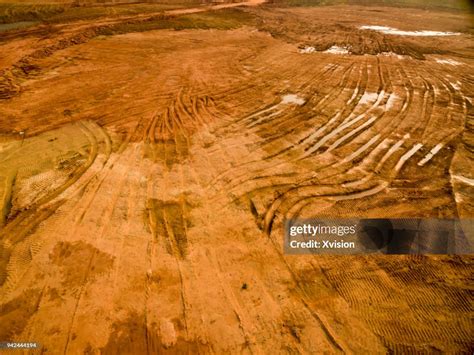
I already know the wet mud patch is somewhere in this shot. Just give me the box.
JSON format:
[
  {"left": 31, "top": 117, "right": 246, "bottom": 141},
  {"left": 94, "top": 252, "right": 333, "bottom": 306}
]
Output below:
[
  {"left": 146, "top": 198, "right": 192, "bottom": 259},
  {"left": 0, "top": 288, "right": 42, "bottom": 340},
  {"left": 0, "top": 201, "right": 61, "bottom": 287},
  {"left": 49, "top": 241, "right": 114, "bottom": 287},
  {"left": 0, "top": 243, "right": 11, "bottom": 287},
  {"left": 101, "top": 312, "right": 204, "bottom": 354},
  {"left": 145, "top": 135, "right": 190, "bottom": 169}
]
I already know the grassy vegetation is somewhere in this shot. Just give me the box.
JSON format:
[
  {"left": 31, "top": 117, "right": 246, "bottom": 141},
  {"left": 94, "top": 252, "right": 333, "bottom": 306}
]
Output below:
[
  {"left": 98, "top": 8, "right": 256, "bottom": 35},
  {"left": 1, "top": 0, "right": 469, "bottom": 30},
  {"left": 0, "top": 3, "right": 63, "bottom": 23},
  {"left": 269, "top": 0, "right": 472, "bottom": 12},
  {"left": 0, "top": 3, "right": 188, "bottom": 24},
  {"left": 0, "top": 20, "right": 38, "bottom": 30}
]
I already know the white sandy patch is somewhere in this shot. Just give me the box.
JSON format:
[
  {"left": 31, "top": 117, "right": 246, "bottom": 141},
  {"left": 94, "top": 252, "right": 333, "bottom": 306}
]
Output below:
[
  {"left": 360, "top": 25, "right": 460, "bottom": 37},
  {"left": 359, "top": 92, "right": 379, "bottom": 105},
  {"left": 375, "top": 134, "right": 410, "bottom": 171},
  {"left": 333, "top": 182, "right": 389, "bottom": 201},
  {"left": 336, "top": 134, "right": 381, "bottom": 166},
  {"left": 248, "top": 109, "right": 283, "bottom": 128},
  {"left": 324, "top": 45, "right": 350, "bottom": 55},
  {"left": 395, "top": 143, "right": 423, "bottom": 172},
  {"left": 246, "top": 104, "right": 279, "bottom": 120},
  {"left": 418, "top": 143, "right": 443, "bottom": 166},
  {"left": 435, "top": 58, "right": 462, "bottom": 66},
  {"left": 454, "top": 193, "right": 464, "bottom": 203},
  {"left": 452, "top": 175, "right": 474, "bottom": 186},
  {"left": 298, "top": 46, "right": 315, "bottom": 54},
  {"left": 378, "top": 52, "right": 407, "bottom": 60},
  {"left": 281, "top": 94, "right": 305, "bottom": 105},
  {"left": 452, "top": 81, "right": 461, "bottom": 90},
  {"left": 299, "top": 45, "right": 350, "bottom": 55},
  {"left": 385, "top": 94, "right": 399, "bottom": 111},
  {"left": 346, "top": 86, "right": 359, "bottom": 105}
]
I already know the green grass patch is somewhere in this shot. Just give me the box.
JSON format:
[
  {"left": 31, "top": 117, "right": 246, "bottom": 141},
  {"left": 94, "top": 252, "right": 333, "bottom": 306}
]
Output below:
[
  {"left": 0, "top": 3, "right": 65, "bottom": 24},
  {"left": 269, "top": 0, "right": 472, "bottom": 12},
  {"left": 0, "top": 2, "right": 188, "bottom": 24},
  {"left": 98, "top": 8, "right": 256, "bottom": 35},
  {"left": 0, "top": 20, "right": 38, "bottom": 30}
]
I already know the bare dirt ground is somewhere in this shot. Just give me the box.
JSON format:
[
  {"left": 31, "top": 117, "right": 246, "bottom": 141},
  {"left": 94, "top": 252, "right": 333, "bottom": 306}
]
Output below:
[{"left": 0, "top": 1, "right": 473, "bottom": 353}]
